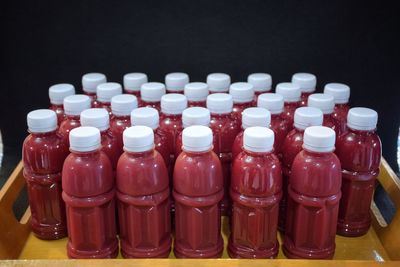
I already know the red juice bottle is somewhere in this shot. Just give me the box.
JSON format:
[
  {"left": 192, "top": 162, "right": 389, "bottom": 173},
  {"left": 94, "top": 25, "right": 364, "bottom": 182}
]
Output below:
[
  {"left": 123, "top": 72, "right": 148, "bottom": 100},
  {"left": 279, "top": 107, "right": 323, "bottom": 231},
  {"left": 173, "top": 125, "right": 224, "bottom": 258},
  {"left": 276, "top": 82, "right": 301, "bottom": 131},
  {"left": 175, "top": 107, "right": 211, "bottom": 158},
  {"left": 49, "top": 83, "right": 75, "bottom": 125},
  {"left": 62, "top": 126, "right": 118, "bottom": 258},
  {"left": 207, "top": 73, "right": 231, "bottom": 94},
  {"left": 248, "top": 73, "right": 272, "bottom": 105},
  {"left": 231, "top": 107, "right": 271, "bottom": 161},
  {"left": 283, "top": 126, "right": 341, "bottom": 259},
  {"left": 229, "top": 127, "right": 282, "bottom": 258},
  {"left": 140, "top": 82, "right": 166, "bottom": 112},
  {"left": 82, "top": 72, "right": 107, "bottom": 107},
  {"left": 324, "top": 83, "right": 351, "bottom": 136},
  {"left": 23, "top": 109, "right": 69, "bottom": 239},
  {"left": 335, "top": 107, "right": 381, "bottom": 236},
  {"left": 110, "top": 94, "right": 138, "bottom": 158},
  {"left": 291, "top": 73, "right": 316, "bottom": 107},
  {"left": 207, "top": 93, "right": 240, "bottom": 215},
  {"left": 94, "top": 82, "right": 123, "bottom": 114},
  {"left": 257, "top": 93, "right": 290, "bottom": 158},
  {"left": 184, "top": 82, "right": 209, "bottom": 107},
  {"left": 229, "top": 82, "right": 255, "bottom": 126},
  {"left": 59, "top": 94, "right": 91, "bottom": 146},
  {"left": 117, "top": 126, "right": 171, "bottom": 258},
  {"left": 308, "top": 93, "right": 338, "bottom": 135},
  {"left": 165, "top": 72, "right": 189, "bottom": 94},
  {"left": 80, "top": 108, "right": 119, "bottom": 170}
]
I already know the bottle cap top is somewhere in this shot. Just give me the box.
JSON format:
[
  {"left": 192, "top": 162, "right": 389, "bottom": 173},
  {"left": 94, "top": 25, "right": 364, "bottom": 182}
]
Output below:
[
  {"left": 257, "top": 93, "right": 284, "bottom": 114},
  {"left": 123, "top": 126, "right": 154, "bottom": 152},
  {"left": 123, "top": 73, "right": 148, "bottom": 92},
  {"left": 324, "top": 83, "right": 350, "bottom": 104},
  {"left": 131, "top": 107, "right": 159, "bottom": 130},
  {"left": 347, "top": 107, "right": 378, "bottom": 131},
  {"left": 243, "top": 126, "right": 274, "bottom": 152},
  {"left": 27, "top": 109, "right": 57, "bottom": 133},
  {"left": 242, "top": 107, "right": 271, "bottom": 129},
  {"left": 161, "top": 93, "right": 187, "bottom": 115},
  {"left": 291, "top": 73, "right": 317, "bottom": 93},
  {"left": 96, "top": 82, "right": 122, "bottom": 103},
  {"left": 307, "top": 93, "right": 335, "bottom": 114},
  {"left": 303, "top": 126, "right": 335, "bottom": 152},
  {"left": 184, "top": 82, "right": 209, "bottom": 101},
  {"left": 276, "top": 82, "right": 301, "bottom": 102},
  {"left": 182, "top": 107, "right": 211, "bottom": 128},
  {"left": 247, "top": 73, "right": 272, "bottom": 92},
  {"left": 294, "top": 107, "right": 324, "bottom": 130},
  {"left": 49, "top": 83, "right": 75, "bottom": 105},
  {"left": 63, "top": 94, "right": 91, "bottom": 116},
  {"left": 140, "top": 82, "right": 166, "bottom": 102},
  {"left": 69, "top": 126, "right": 101, "bottom": 152},
  {"left": 111, "top": 94, "right": 138, "bottom": 116},
  {"left": 165, "top": 72, "right": 189, "bottom": 91},
  {"left": 206, "top": 93, "right": 233, "bottom": 114},
  {"left": 80, "top": 108, "right": 110, "bottom": 131},
  {"left": 82, "top": 73, "right": 107, "bottom": 93},
  {"left": 207, "top": 73, "right": 231, "bottom": 93},
  {"left": 182, "top": 125, "right": 213, "bottom": 152},
  {"left": 229, "top": 82, "right": 254, "bottom": 103}
]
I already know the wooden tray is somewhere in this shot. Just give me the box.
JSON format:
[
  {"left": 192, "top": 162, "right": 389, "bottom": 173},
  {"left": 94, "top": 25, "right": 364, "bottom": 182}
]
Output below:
[{"left": 1, "top": 159, "right": 399, "bottom": 266}]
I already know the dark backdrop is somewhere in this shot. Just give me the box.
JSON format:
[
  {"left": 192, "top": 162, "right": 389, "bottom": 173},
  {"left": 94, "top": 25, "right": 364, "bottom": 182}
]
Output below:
[{"left": 1, "top": 1, "right": 399, "bottom": 172}]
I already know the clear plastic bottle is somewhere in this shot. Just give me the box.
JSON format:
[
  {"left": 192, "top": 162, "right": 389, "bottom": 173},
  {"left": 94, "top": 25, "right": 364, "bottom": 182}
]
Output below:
[
  {"left": 248, "top": 73, "right": 272, "bottom": 105},
  {"left": 140, "top": 82, "right": 166, "bottom": 111},
  {"left": 49, "top": 83, "right": 75, "bottom": 125},
  {"left": 308, "top": 93, "right": 338, "bottom": 135},
  {"left": 291, "top": 73, "right": 316, "bottom": 107},
  {"left": 184, "top": 82, "right": 209, "bottom": 107},
  {"left": 82, "top": 73, "right": 107, "bottom": 106},
  {"left": 324, "top": 83, "right": 351, "bottom": 136},
  {"left": 165, "top": 72, "right": 189, "bottom": 93},
  {"left": 94, "top": 82, "right": 123, "bottom": 114},
  {"left": 229, "top": 82, "right": 255, "bottom": 127},
  {"left": 275, "top": 82, "right": 301, "bottom": 130},
  {"left": 123, "top": 72, "right": 148, "bottom": 98},
  {"left": 207, "top": 73, "right": 231, "bottom": 94}
]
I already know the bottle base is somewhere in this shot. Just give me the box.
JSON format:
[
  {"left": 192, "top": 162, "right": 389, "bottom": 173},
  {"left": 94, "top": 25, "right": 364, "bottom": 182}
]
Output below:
[
  {"left": 121, "top": 239, "right": 172, "bottom": 258},
  {"left": 174, "top": 238, "right": 223, "bottom": 258},
  {"left": 337, "top": 220, "right": 371, "bottom": 237},
  {"left": 31, "top": 224, "right": 67, "bottom": 240},
  {"left": 283, "top": 242, "right": 335, "bottom": 259},
  {"left": 227, "top": 238, "right": 279, "bottom": 259},
  {"left": 67, "top": 239, "right": 119, "bottom": 259}
]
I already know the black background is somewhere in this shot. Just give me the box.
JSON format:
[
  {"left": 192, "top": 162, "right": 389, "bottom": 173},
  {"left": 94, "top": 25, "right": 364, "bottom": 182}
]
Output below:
[{"left": 1, "top": 1, "right": 399, "bottom": 172}]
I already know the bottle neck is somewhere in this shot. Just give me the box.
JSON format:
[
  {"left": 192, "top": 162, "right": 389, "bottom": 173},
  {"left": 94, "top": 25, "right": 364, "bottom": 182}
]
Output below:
[
  {"left": 211, "top": 112, "right": 231, "bottom": 118},
  {"left": 243, "top": 149, "right": 274, "bottom": 157},
  {"left": 125, "top": 149, "right": 154, "bottom": 157},
  {"left": 112, "top": 114, "right": 130, "bottom": 120},
  {"left": 182, "top": 147, "right": 213, "bottom": 155},
  {"left": 29, "top": 130, "right": 58, "bottom": 137},
  {"left": 303, "top": 148, "right": 333, "bottom": 156},
  {"left": 161, "top": 113, "right": 182, "bottom": 119},
  {"left": 347, "top": 127, "right": 376, "bottom": 135},
  {"left": 71, "top": 148, "right": 101, "bottom": 156},
  {"left": 65, "top": 114, "right": 80, "bottom": 120}
]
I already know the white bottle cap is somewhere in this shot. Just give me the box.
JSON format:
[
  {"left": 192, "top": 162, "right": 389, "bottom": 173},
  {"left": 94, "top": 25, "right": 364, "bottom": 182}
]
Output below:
[
  {"left": 111, "top": 94, "right": 138, "bottom": 116},
  {"left": 303, "top": 126, "right": 335, "bottom": 153},
  {"left": 229, "top": 82, "right": 255, "bottom": 103},
  {"left": 69, "top": 126, "right": 101, "bottom": 152},
  {"left": 184, "top": 82, "right": 209, "bottom": 101},
  {"left": 182, "top": 107, "right": 211, "bottom": 128},
  {"left": 96, "top": 82, "right": 123, "bottom": 103},
  {"left": 27, "top": 109, "right": 57, "bottom": 133},
  {"left": 247, "top": 73, "right": 272, "bottom": 92},
  {"left": 242, "top": 107, "right": 271, "bottom": 129},
  {"left": 206, "top": 93, "right": 233, "bottom": 114},
  {"left": 165, "top": 72, "right": 189, "bottom": 92},
  {"left": 123, "top": 73, "right": 148, "bottom": 92},
  {"left": 324, "top": 83, "right": 350, "bottom": 104},
  {"left": 276, "top": 82, "right": 301, "bottom": 102},
  {"left": 140, "top": 82, "right": 166, "bottom": 102},
  {"left": 82, "top": 73, "right": 107, "bottom": 93},
  {"left": 291, "top": 73, "right": 317, "bottom": 93},
  {"left": 243, "top": 126, "right": 274, "bottom": 153},
  {"left": 161, "top": 93, "right": 188, "bottom": 115},
  {"left": 207, "top": 73, "right": 231, "bottom": 93},
  {"left": 63, "top": 95, "right": 91, "bottom": 116},
  {"left": 49, "top": 83, "right": 75, "bottom": 105},
  {"left": 80, "top": 108, "right": 110, "bottom": 131},
  {"left": 347, "top": 107, "right": 378, "bottom": 131},
  {"left": 257, "top": 93, "right": 284, "bottom": 114},
  {"left": 123, "top": 126, "right": 154, "bottom": 153},
  {"left": 307, "top": 93, "right": 335, "bottom": 114},
  {"left": 131, "top": 107, "right": 159, "bottom": 130},
  {"left": 182, "top": 125, "right": 213, "bottom": 152},
  {"left": 294, "top": 107, "right": 324, "bottom": 130}
]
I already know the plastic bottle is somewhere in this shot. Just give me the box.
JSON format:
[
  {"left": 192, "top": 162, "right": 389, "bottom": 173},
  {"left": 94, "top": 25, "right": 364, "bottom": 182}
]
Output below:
[
  {"left": 207, "top": 93, "right": 241, "bottom": 215},
  {"left": 308, "top": 93, "right": 338, "bottom": 135},
  {"left": 275, "top": 82, "right": 301, "bottom": 130},
  {"left": 94, "top": 82, "right": 123, "bottom": 113},
  {"left": 140, "top": 82, "right": 166, "bottom": 111},
  {"left": 207, "top": 73, "right": 231, "bottom": 94},
  {"left": 59, "top": 94, "right": 91, "bottom": 146},
  {"left": 110, "top": 94, "right": 138, "bottom": 158},
  {"left": 184, "top": 82, "right": 209, "bottom": 107},
  {"left": 283, "top": 126, "right": 341, "bottom": 259},
  {"left": 324, "top": 83, "right": 351, "bottom": 136},
  {"left": 231, "top": 107, "right": 271, "bottom": 161},
  {"left": 229, "top": 82, "right": 255, "bottom": 127},
  {"left": 279, "top": 107, "right": 323, "bottom": 231},
  {"left": 165, "top": 72, "right": 189, "bottom": 93},
  {"left": 62, "top": 126, "right": 118, "bottom": 258},
  {"left": 49, "top": 83, "right": 75, "bottom": 125},
  {"left": 248, "top": 73, "right": 272, "bottom": 104},
  {"left": 335, "top": 107, "right": 381, "bottom": 236},
  {"left": 291, "top": 73, "right": 316, "bottom": 106},
  {"left": 257, "top": 93, "right": 291, "bottom": 158},
  {"left": 23, "top": 109, "right": 69, "bottom": 239},
  {"left": 82, "top": 73, "right": 107, "bottom": 106},
  {"left": 123, "top": 72, "right": 148, "bottom": 98},
  {"left": 173, "top": 125, "right": 224, "bottom": 258},
  {"left": 80, "top": 108, "right": 119, "bottom": 170},
  {"left": 117, "top": 126, "right": 171, "bottom": 258},
  {"left": 175, "top": 107, "right": 211, "bottom": 158},
  {"left": 229, "top": 127, "right": 282, "bottom": 258}
]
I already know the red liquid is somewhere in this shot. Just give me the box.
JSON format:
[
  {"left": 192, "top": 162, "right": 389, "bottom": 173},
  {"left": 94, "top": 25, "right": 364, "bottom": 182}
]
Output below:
[
  {"left": 323, "top": 114, "right": 339, "bottom": 136},
  {"left": 49, "top": 104, "right": 65, "bottom": 126},
  {"left": 109, "top": 115, "right": 131, "bottom": 159},
  {"left": 332, "top": 103, "right": 350, "bottom": 136},
  {"left": 117, "top": 149, "right": 171, "bottom": 258},
  {"left": 209, "top": 113, "right": 241, "bottom": 215},
  {"left": 252, "top": 91, "right": 267, "bottom": 106},
  {"left": 125, "top": 90, "right": 141, "bottom": 98},
  {"left": 335, "top": 128, "right": 381, "bottom": 236},
  {"left": 83, "top": 91, "right": 98, "bottom": 107},
  {"left": 232, "top": 102, "right": 253, "bottom": 127},
  {"left": 141, "top": 100, "right": 161, "bottom": 112},
  {"left": 62, "top": 149, "right": 118, "bottom": 258},
  {"left": 100, "top": 130, "right": 120, "bottom": 171},
  {"left": 283, "top": 149, "right": 341, "bottom": 259},
  {"left": 300, "top": 92, "right": 313, "bottom": 107},
  {"left": 231, "top": 130, "right": 244, "bottom": 161},
  {"left": 270, "top": 113, "right": 291, "bottom": 159},
  {"left": 22, "top": 130, "right": 69, "bottom": 239},
  {"left": 188, "top": 100, "right": 206, "bottom": 108},
  {"left": 228, "top": 150, "right": 282, "bottom": 258},
  {"left": 93, "top": 101, "right": 112, "bottom": 114},
  {"left": 58, "top": 115, "right": 81, "bottom": 147},
  {"left": 173, "top": 149, "right": 224, "bottom": 258},
  {"left": 153, "top": 128, "right": 172, "bottom": 169},
  {"left": 281, "top": 102, "right": 300, "bottom": 131},
  {"left": 279, "top": 128, "right": 304, "bottom": 231}
]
